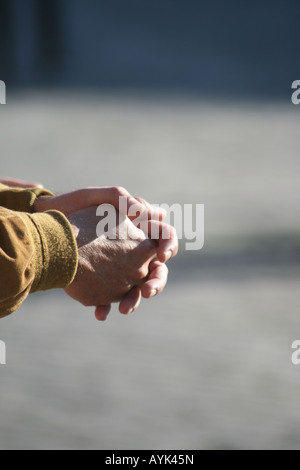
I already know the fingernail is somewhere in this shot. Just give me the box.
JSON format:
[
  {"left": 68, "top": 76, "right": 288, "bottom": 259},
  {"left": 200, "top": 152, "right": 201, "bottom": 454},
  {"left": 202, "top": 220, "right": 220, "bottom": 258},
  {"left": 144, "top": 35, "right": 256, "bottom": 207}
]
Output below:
[
  {"left": 128, "top": 308, "right": 134, "bottom": 314},
  {"left": 150, "top": 289, "right": 157, "bottom": 297},
  {"left": 165, "top": 250, "right": 173, "bottom": 261}
]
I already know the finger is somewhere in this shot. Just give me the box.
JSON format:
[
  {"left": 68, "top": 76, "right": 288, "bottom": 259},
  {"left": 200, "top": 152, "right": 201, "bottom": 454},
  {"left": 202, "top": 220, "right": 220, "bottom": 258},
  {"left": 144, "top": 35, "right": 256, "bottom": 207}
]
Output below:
[
  {"left": 95, "top": 304, "right": 111, "bottom": 321},
  {"left": 130, "top": 238, "right": 158, "bottom": 270},
  {"left": 134, "top": 196, "right": 167, "bottom": 221},
  {"left": 43, "top": 187, "right": 147, "bottom": 218},
  {"left": 140, "top": 261, "right": 169, "bottom": 298},
  {"left": 83, "top": 187, "right": 146, "bottom": 219},
  {"left": 0, "top": 178, "right": 44, "bottom": 189},
  {"left": 119, "top": 286, "right": 142, "bottom": 315},
  {"left": 144, "top": 220, "right": 179, "bottom": 263}
]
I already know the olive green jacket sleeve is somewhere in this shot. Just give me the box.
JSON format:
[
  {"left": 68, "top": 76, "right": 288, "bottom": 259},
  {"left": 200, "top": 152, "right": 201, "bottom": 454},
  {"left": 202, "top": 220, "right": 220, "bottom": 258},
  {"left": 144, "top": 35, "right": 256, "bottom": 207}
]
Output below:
[{"left": 0, "top": 184, "right": 78, "bottom": 318}]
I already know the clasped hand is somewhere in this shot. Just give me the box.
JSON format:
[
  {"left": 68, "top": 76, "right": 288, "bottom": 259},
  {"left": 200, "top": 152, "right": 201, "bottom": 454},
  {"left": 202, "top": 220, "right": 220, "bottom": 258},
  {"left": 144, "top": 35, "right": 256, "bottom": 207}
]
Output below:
[{"left": 0, "top": 179, "right": 178, "bottom": 321}]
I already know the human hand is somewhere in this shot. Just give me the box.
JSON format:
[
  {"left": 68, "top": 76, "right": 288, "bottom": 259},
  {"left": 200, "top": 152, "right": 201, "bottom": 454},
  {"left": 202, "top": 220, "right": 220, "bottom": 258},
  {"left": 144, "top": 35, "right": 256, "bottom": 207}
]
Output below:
[
  {"left": 34, "top": 186, "right": 165, "bottom": 221},
  {"left": 35, "top": 186, "right": 178, "bottom": 320},
  {"left": 0, "top": 177, "right": 44, "bottom": 189},
  {"left": 64, "top": 206, "right": 176, "bottom": 321},
  {"left": 35, "top": 187, "right": 176, "bottom": 263}
]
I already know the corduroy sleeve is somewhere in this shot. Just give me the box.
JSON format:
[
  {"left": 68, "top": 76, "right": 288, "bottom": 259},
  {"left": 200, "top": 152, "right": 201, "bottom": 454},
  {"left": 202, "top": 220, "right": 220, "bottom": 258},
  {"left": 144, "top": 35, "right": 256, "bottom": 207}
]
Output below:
[
  {"left": 0, "top": 183, "right": 54, "bottom": 213},
  {"left": 0, "top": 207, "right": 78, "bottom": 318}
]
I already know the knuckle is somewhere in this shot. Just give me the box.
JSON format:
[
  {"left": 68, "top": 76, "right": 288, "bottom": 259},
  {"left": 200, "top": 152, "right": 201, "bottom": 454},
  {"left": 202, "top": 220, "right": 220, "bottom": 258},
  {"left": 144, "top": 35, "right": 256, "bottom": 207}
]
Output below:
[
  {"left": 164, "top": 223, "right": 178, "bottom": 241},
  {"left": 134, "top": 266, "right": 148, "bottom": 282},
  {"left": 113, "top": 186, "right": 128, "bottom": 197},
  {"left": 172, "top": 226, "right": 178, "bottom": 242}
]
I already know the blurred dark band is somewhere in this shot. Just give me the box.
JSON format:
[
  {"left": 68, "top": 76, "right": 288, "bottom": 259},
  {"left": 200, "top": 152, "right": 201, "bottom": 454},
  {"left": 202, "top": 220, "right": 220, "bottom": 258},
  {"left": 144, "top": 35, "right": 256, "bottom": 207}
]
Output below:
[{"left": 0, "top": 0, "right": 298, "bottom": 98}]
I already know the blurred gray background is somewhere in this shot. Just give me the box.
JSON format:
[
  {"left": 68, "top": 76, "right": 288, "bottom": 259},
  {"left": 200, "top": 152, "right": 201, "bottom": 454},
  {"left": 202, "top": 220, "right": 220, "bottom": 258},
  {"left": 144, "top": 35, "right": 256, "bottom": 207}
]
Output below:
[{"left": 0, "top": 0, "right": 300, "bottom": 450}]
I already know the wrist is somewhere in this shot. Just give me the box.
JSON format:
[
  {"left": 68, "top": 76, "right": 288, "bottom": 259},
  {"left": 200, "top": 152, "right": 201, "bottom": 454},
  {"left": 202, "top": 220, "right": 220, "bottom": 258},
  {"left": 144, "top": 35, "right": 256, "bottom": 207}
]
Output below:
[
  {"left": 21, "top": 210, "right": 79, "bottom": 292},
  {"left": 68, "top": 221, "right": 79, "bottom": 240},
  {"left": 34, "top": 195, "right": 54, "bottom": 213}
]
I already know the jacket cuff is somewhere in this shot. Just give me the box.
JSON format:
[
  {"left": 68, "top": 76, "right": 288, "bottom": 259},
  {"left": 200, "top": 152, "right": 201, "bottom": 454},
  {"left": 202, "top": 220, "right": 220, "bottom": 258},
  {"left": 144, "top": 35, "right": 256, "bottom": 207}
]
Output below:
[
  {"left": 0, "top": 184, "right": 54, "bottom": 213},
  {"left": 18, "top": 210, "right": 78, "bottom": 292}
]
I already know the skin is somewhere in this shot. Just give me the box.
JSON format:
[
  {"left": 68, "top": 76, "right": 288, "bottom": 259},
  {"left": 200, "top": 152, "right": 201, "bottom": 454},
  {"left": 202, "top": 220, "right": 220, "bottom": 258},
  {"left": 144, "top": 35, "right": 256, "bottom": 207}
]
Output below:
[
  {"left": 65, "top": 206, "right": 172, "bottom": 320},
  {"left": 0, "top": 179, "right": 178, "bottom": 321},
  {"left": 0, "top": 178, "right": 44, "bottom": 189}
]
